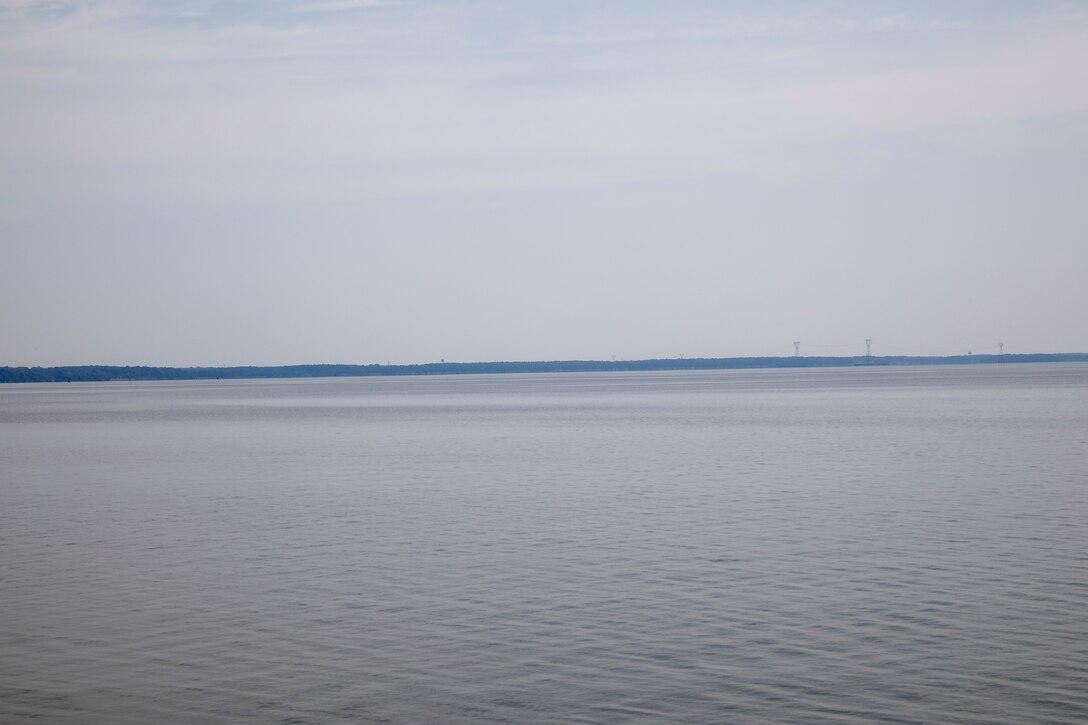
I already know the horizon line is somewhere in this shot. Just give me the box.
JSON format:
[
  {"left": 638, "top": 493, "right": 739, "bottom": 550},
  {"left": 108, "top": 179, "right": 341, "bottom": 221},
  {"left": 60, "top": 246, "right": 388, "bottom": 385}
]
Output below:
[
  {"left": 5, "top": 350, "right": 1088, "bottom": 370},
  {"left": 3, "top": 352, "right": 1087, "bottom": 384}
]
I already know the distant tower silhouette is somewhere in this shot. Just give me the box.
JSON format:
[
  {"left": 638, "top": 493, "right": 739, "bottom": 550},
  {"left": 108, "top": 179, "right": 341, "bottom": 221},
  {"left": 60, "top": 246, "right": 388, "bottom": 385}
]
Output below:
[
  {"left": 865, "top": 338, "right": 872, "bottom": 361},
  {"left": 793, "top": 341, "right": 800, "bottom": 357},
  {"left": 999, "top": 342, "right": 1005, "bottom": 355}
]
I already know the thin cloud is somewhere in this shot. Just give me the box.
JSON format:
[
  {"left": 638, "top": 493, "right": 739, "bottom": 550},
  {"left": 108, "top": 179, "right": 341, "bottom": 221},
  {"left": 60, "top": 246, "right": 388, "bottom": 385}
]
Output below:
[
  {"left": 542, "top": 10, "right": 969, "bottom": 48},
  {"left": 294, "top": 0, "right": 394, "bottom": 12},
  {"left": 775, "top": 27, "right": 1088, "bottom": 133}
]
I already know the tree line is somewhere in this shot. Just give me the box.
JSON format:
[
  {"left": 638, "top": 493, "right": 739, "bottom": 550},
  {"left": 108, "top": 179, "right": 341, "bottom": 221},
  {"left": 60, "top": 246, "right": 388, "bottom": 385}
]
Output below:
[{"left": 1, "top": 353, "right": 1086, "bottom": 383}]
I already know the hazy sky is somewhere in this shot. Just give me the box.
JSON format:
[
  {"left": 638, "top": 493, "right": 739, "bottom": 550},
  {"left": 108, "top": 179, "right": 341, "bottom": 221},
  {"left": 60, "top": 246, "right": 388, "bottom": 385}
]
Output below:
[{"left": 2, "top": 0, "right": 1086, "bottom": 366}]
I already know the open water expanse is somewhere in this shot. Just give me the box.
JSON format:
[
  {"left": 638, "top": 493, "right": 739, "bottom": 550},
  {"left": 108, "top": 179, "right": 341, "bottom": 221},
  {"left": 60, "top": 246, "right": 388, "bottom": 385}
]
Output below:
[{"left": 2, "top": 363, "right": 1088, "bottom": 724}]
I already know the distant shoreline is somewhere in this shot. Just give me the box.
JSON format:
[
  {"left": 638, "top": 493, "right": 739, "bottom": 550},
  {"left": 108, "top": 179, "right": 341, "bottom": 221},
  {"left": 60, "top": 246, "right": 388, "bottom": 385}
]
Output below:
[{"left": 2, "top": 354, "right": 1087, "bottom": 383}]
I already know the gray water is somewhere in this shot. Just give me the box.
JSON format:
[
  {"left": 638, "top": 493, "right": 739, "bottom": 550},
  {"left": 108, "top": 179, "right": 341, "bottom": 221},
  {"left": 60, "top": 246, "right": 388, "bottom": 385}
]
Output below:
[{"left": 2, "top": 364, "right": 1087, "bottom": 724}]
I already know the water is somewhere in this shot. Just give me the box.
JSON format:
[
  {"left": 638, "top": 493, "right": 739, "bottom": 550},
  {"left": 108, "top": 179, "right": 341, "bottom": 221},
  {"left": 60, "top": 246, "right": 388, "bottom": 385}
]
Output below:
[{"left": 2, "top": 364, "right": 1087, "bottom": 723}]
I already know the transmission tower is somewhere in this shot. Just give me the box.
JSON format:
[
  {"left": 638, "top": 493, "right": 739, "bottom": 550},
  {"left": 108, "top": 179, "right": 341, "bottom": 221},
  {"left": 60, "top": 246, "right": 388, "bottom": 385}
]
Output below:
[
  {"left": 865, "top": 338, "right": 872, "bottom": 362},
  {"left": 793, "top": 341, "right": 800, "bottom": 357},
  {"left": 999, "top": 342, "right": 1005, "bottom": 356}
]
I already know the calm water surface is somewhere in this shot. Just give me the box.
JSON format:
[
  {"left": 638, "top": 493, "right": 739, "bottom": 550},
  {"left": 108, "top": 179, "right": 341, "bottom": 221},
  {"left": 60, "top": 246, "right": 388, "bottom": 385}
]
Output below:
[{"left": 2, "top": 364, "right": 1087, "bottom": 723}]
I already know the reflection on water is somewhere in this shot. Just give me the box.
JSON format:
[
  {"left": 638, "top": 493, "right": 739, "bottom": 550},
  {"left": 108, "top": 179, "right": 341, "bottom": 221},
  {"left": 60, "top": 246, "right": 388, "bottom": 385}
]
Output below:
[{"left": 2, "top": 364, "right": 1088, "bottom": 723}]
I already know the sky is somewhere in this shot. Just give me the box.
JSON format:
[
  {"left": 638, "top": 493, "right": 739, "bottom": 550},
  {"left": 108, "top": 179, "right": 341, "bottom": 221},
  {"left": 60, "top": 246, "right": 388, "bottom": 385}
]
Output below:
[{"left": 2, "top": 0, "right": 1086, "bottom": 366}]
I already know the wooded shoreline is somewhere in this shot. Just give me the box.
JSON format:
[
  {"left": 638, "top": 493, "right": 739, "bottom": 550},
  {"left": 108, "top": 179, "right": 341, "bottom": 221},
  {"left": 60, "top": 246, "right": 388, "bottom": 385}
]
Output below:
[{"left": 3, "top": 354, "right": 1087, "bottom": 383}]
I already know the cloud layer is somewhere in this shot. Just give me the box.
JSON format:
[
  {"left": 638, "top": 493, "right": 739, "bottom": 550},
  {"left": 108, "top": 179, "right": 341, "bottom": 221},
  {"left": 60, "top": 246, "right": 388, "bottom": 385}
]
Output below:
[{"left": 2, "top": 1, "right": 1087, "bottom": 365}]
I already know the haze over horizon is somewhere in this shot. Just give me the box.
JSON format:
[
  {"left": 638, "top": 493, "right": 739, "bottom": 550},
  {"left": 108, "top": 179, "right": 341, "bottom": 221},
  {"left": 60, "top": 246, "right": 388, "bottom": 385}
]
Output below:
[{"left": 3, "top": 0, "right": 1087, "bottom": 368}]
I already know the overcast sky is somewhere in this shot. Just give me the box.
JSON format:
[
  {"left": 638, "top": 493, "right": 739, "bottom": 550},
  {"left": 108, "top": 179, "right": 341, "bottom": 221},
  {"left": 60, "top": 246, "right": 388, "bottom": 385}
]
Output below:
[{"left": 2, "top": 0, "right": 1086, "bottom": 366}]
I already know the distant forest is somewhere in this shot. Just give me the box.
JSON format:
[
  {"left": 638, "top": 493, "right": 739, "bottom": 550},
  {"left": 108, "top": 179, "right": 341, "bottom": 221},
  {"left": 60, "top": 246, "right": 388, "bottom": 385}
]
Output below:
[{"left": 2, "top": 353, "right": 1087, "bottom": 383}]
